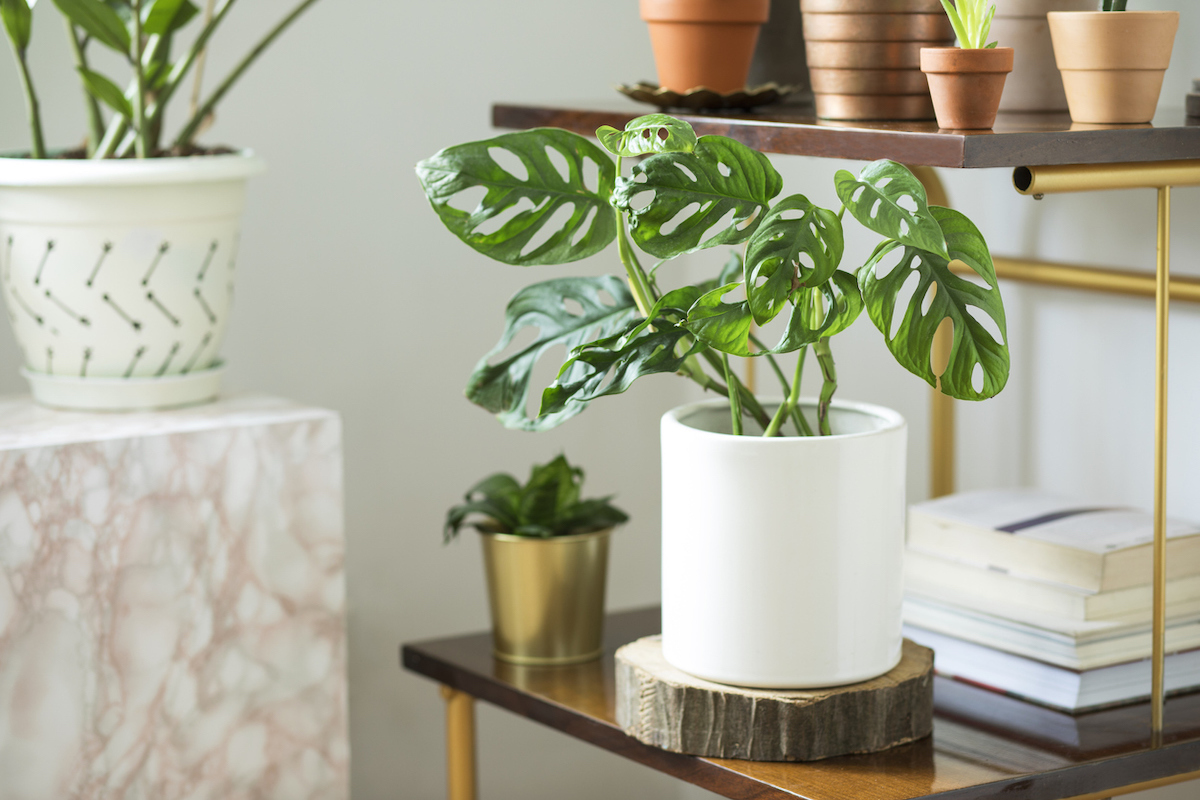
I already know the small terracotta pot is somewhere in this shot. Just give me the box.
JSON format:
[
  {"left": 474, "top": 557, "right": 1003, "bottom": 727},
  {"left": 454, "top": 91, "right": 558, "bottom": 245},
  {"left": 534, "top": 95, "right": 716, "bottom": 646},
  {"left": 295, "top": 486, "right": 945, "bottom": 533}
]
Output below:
[
  {"left": 640, "top": 0, "right": 771, "bottom": 94},
  {"left": 920, "top": 47, "right": 1014, "bottom": 130},
  {"left": 992, "top": 0, "right": 1094, "bottom": 112},
  {"left": 1048, "top": 11, "right": 1180, "bottom": 125}
]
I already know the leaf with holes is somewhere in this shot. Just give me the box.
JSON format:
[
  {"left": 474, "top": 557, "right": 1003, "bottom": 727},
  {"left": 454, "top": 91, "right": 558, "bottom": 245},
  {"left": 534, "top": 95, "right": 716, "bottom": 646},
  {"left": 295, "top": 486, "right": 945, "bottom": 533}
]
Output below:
[
  {"left": 859, "top": 207, "right": 1008, "bottom": 400},
  {"left": 744, "top": 194, "right": 844, "bottom": 326},
  {"left": 540, "top": 311, "right": 702, "bottom": 421},
  {"left": 835, "top": 160, "right": 948, "bottom": 259},
  {"left": 416, "top": 128, "right": 617, "bottom": 266},
  {"left": 614, "top": 135, "right": 783, "bottom": 259},
  {"left": 466, "top": 275, "right": 638, "bottom": 431},
  {"left": 596, "top": 114, "right": 697, "bottom": 157}
]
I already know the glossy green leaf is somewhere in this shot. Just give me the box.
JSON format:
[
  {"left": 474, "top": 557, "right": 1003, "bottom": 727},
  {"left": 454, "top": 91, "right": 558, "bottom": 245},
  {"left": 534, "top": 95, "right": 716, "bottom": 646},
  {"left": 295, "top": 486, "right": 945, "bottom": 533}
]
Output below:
[
  {"left": 683, "top": 284, "right": 754, "bottom": 356},
  {"left": 467, "top": 275, "right": 638, "bottom": 431},
  {"left": 596, "top": 114, "right": 697, "bottom": 157},
  {"left": 142, "top": 0, "right": 198, "bottom": 36},
  {"left": 859, "top": 206, "right": 1008, "bottom": 400},
  {"left": 835, "top": 160, "right": 948, "bottom": 258},
  {"left": 77, "top": 67, "right": 132, "bottom": 119},
  {"left": 0, "top": 0, "right": 32, "bottom": 51},
  {"left": 520, "top": 455, "right": 582, "bottom": 526},
  {"left": 744, "top": 194, "right": 844, "bottom": 326},
  {"left": 417, "top": 128, "right": 617, "bottom": 266},
  {"left": 52, "top": 0, "right": 130, "bottom": 53},
  {"left": 614, "top": 135, "right": 783, "bottom": 259}
]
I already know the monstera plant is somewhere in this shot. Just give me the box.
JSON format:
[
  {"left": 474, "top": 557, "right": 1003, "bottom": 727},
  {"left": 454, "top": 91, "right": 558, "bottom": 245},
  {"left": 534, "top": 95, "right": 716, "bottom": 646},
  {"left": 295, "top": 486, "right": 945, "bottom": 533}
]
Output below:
[{"left": 417, "top": 114, "right": 1009, "bottom": 436}]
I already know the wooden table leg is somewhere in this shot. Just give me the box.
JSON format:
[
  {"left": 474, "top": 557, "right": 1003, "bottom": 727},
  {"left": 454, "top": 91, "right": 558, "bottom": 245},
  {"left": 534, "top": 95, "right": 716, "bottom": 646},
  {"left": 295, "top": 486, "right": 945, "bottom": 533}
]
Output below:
[{"left": 440, "top": 686, "right": 477, "bottom": 800}]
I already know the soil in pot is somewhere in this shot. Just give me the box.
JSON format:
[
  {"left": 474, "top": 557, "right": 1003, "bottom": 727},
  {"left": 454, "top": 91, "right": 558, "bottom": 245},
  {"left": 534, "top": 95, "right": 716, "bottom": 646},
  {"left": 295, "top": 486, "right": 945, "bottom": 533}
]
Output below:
[
  {"left": 921, "top": 47, "right": 1014, "bottom": 130},
  {"left": 640, "top": 0, "right": 771, "bottom": 94}
]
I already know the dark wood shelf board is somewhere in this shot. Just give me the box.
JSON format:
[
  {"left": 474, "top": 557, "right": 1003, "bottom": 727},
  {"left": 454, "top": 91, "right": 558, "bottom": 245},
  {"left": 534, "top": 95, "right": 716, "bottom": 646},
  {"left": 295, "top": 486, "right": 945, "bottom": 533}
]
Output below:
[
  {"left": 402, "top": 607, "right": 1200, "bottom": 800},
  {"left": 492, "top": 102, "right": 1200, "bottom": 169}
]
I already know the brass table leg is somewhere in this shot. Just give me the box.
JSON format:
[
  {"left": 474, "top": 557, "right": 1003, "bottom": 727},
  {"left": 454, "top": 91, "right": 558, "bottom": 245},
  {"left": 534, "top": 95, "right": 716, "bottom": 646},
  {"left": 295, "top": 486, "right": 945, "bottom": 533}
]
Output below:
[
  {"left": 1151, "top": 186, "right": 1171, "bottom": 742},
  {"left": 440, "top": 686, "right": 477, "bottom": 800}
]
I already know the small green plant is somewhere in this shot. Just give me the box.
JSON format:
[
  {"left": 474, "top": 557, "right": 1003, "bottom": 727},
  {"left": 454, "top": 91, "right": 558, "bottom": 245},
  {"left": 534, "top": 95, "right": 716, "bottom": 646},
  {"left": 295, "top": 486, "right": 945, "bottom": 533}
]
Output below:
[
  {"left": 0, "top": 0, "right": 321, "bottom": 159},
  {"left": 938, "top": 0, "right": 998, "bottom": 49},
  {"left": 1100, "top": 1, "right": 1128, "bottom": 10},
  {"left": 444, "top": 455, "right": 629, "bottom": 542},
  {"left": 417, "top": 114, "right": 1009, "bottom": 438}
]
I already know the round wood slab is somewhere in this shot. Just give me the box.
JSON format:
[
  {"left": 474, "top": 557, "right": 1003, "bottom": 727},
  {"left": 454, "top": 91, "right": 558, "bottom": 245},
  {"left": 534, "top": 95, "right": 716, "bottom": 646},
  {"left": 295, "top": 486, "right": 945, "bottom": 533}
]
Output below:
[{"left": 615, "top": 636, "right": 934, "bottom": 762}]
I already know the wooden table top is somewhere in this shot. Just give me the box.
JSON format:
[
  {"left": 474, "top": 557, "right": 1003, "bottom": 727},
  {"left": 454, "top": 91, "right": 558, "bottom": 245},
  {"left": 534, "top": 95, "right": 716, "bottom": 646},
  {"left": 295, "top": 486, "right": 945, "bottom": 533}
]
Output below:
[
  {"left": 402, "top": 607, "right": 1200, "bottom": 800},
  {"left": 491, "top": 101, "right": 1200, "bottom": 169}
]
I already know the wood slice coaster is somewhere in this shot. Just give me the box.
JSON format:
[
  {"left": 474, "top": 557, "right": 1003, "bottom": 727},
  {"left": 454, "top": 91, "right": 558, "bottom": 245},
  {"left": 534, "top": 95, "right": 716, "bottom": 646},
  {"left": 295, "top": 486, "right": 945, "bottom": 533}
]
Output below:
[{"left": 615, "top": 636, "right": 933, "bottom": 762}]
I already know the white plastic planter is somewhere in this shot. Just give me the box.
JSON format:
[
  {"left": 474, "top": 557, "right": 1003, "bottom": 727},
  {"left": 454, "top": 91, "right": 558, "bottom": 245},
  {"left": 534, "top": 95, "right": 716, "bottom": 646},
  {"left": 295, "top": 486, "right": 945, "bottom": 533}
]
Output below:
[
  {"left": 0, "top": 153, "right": 264, "bottom": 410},
  {"left": 661, "top": 398, "right": 907, "bottom": 688}
]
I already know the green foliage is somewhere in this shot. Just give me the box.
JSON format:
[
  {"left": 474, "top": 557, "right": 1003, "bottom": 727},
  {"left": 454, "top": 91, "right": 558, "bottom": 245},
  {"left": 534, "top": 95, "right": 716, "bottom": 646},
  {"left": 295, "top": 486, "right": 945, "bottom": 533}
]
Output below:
[
  {"left": 444, "top": 455, "right": 629, "bottom": 542},
  {"left": 938, "top": 0, "right": 998, "bottom": 49},
  {"left": 1101, "top": 0, "right": 1128, "bottom": 10},
  {"left": 417, "top": 114, "right": 1012, "bottom": 436},
  {"left": 0, "top": 0, "right": 323, "bottom": 158}
]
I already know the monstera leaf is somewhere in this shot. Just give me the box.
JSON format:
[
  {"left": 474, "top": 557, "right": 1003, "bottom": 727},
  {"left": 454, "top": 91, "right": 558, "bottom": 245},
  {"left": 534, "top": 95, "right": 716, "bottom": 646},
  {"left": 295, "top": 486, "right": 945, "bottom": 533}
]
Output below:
[
  {"left": 744, "top": 194, "right": 844, "bottom": 326},
  {"left": 416, "top": 128, "right": 617, "bottom": 266},
  {"left": 859, "top": 207, "right": 1008, "bottom": 400},
  {"left": 614, "top": 135, "right": 783, "bottom": 259},
  {"left": 596, "top": 114, "right": 697, "bottom": 157},
  {"left": 467, "top": 275, "right": 638, "bottom": 430},
  {"left": 835, "top": 160, "right": 948, "bottom": 258}
]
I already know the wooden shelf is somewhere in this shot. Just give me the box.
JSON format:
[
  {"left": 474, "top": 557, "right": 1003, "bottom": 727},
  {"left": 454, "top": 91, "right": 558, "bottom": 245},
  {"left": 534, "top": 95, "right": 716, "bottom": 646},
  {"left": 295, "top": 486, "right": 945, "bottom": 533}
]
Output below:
[
  {"left": 402, "top": 607, "right": 1200, "bottom": 800},
  {"left": 492, "top": 101, "right": 1200, "bottom": 169}
]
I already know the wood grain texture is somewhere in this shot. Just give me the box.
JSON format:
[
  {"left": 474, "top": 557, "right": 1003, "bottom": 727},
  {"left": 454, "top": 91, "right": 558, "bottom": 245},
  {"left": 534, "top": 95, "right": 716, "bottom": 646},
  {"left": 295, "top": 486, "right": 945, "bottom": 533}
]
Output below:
[
  {"left": 615, "top": 636, "right": 933, "bottom": 761},
  {"left": 490, "top": 102, "right": 1200, "bottom": 168}
]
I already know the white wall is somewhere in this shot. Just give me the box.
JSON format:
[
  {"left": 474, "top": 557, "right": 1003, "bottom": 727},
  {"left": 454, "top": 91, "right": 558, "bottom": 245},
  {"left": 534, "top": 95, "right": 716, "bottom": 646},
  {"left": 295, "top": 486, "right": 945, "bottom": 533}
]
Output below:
[{"left": 0, "top": 1, "right": 1197, "bottom": 798}]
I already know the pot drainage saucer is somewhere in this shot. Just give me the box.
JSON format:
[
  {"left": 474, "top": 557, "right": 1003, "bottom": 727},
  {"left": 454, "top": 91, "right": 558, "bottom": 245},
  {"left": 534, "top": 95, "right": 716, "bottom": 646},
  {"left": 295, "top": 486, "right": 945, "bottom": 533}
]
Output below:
[
  {"left": 22, "top": 362, "right": 225, "bottom": 412},
  {"left": 617, "top": 82, "right": 800, "bottom": 110}
]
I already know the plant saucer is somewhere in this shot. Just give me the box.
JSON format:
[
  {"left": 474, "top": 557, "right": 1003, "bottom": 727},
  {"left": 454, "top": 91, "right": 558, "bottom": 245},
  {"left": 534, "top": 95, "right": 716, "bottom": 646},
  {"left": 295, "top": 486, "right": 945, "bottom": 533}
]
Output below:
[
  {"left": 617, "top": 81, "right": 799, "bottom": 111},
  {"left": 22, "top": 362, "right": 225, "bottom": 412}
]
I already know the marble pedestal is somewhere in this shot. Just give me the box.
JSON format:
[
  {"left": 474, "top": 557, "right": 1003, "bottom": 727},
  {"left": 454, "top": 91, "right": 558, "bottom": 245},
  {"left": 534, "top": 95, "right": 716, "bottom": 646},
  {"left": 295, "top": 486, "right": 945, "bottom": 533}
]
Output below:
[{"left": 0, "top": 395, "right": 348, "bottom": 799}]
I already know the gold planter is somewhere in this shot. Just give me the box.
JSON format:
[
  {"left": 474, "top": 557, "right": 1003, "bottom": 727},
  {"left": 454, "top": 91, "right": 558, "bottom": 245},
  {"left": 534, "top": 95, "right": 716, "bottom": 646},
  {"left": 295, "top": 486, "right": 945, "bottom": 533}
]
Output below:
[{"left": 480, "top": 529, "right": 611, "bottom": 665}]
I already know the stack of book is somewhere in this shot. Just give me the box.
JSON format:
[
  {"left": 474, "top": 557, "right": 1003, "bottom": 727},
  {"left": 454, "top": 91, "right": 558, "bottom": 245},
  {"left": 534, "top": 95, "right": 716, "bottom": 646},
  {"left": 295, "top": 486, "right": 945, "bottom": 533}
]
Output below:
[{"left": 902, "top": 488, "right": 1200, "bottom": 712}]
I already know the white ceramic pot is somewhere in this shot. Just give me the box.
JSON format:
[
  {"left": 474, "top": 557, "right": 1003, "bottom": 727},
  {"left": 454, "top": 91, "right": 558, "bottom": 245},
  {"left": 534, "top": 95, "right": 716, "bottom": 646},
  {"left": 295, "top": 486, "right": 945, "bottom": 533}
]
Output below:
[
  {"left": 661, "top": 397, "right": 906, "bottom": 688},
  {"left": 0, "top": 153, "right": 265, "bottom": 409},
  {"left": 993, "top": 0, "right": 1094, "bottom": 113}
]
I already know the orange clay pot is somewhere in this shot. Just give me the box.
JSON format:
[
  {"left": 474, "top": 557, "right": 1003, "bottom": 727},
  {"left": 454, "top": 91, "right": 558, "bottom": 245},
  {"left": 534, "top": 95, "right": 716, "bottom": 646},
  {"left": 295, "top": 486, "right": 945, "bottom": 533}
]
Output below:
[
  {"left": 640, "top": 0, "right": 771, "bottom": 94},
  {"left": 920, "top": 47, "right": 1014, "bottom": 130},
  {"left": 1047, "top": 11, "right": 1179, "bottom": 125}
]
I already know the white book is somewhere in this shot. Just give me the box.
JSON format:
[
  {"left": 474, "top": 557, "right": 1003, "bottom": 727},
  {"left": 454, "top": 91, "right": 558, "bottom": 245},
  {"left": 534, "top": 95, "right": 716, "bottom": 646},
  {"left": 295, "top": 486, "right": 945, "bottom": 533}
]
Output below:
[
  {"left": 905, "top": 548, "right": 1200, "bottom": 621},
  {"left": 902, "top": 594, "right": 1200, "bottom": 670},
  {"left": 904, "top": 624, "right": 1200, "bottom": 712},
  {"left": 907, "top": 489, "right": 1200, "bottom": 592}
]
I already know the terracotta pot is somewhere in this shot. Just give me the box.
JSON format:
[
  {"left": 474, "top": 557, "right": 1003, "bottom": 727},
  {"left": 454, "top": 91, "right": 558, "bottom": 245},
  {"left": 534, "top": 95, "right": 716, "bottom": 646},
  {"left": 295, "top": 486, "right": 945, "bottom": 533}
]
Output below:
[
  {"left": 800, "top": 0, "right": 953, "bottom": 121},
  {"left": 1048, "top": 11, "right": 1180, "bottom": 125},
  {"left": 921, "top": 47, "right": 1014, "bottom": 130},
  {"left": 992, "top": 0, "right": 1094, "bottom": 112},
  {"left": 640, "top": 0, "right": 771, "bottom": 94}
]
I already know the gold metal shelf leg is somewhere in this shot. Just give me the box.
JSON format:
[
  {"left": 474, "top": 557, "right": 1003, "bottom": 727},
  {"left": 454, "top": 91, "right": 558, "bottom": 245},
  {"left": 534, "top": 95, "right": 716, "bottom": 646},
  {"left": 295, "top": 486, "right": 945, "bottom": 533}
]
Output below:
[
  {"left": 1152, "top": 186, "right": 1170, "bottom": 743},
  {"left": 440, "top": 686, "right": 478, "bottom": 800}
]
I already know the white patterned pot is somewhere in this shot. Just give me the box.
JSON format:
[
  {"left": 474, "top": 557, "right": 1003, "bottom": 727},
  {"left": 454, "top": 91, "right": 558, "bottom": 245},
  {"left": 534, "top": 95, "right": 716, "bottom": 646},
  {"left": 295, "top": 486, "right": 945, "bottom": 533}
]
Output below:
[
  {"left": 661, "top": 398, "right": 907, "bottom": 688},
  {"left": 0, "top": 153, "right": 264, "bottom": 410}
]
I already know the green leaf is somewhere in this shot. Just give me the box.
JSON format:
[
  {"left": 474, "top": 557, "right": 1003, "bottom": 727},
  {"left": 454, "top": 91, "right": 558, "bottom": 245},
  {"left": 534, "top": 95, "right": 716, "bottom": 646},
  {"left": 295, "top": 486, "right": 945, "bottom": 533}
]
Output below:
[
  {"left": 0, "top": 0, "right": 32, "bottom": 51},
  {"left": 521, "top": 455, "right": 581, "bottom": 528},
  {"left": 444, "top": 472, "right": 521, "bottom": 541},
  {"left": 683, "top": 283, "right": 754, "bottom": 357},
  {"left": 859, "top": 206, "right": 1008, "bottom": 400},
  {"left": 417, "top": 128, "right": 618, "bottom": 266},
  {"left": 817, "top": 270, "right": 865, "bottom": 339},
  {"left": 614, "top": 135, "right": 783, "bottom": 259},
  {"left": 52, "top": 0, "right": 130, "bottom": 53},
  {"left": 77, "top": 67, "right": 133, "bottom": 119},
  {"left": 596, "top": 114, "right": 697, "bottom": 157},
  {"left": 744, "top": 194, "right": 844, "bottom": 326},
  {"left": 554, "top": 498, "right": 629, "bottom": 534},
  {"left": 142, "top": 0, "right": 198, "bottom": 36},
  {"left": 467, "top": 275, "right": 638, "bottom": 431},
  {"left": 835, "top": 160, "right": 949, "bottom": 258}
]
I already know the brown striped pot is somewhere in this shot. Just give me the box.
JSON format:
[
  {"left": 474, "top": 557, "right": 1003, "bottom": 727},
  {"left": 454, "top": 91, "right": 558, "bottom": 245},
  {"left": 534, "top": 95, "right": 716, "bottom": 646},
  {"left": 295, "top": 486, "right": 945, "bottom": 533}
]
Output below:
[
  {"left": 640, "top": 0, "right": 771, "bottom": 94},
  {"left": 800, "top": 0, "right": 953, "bottom": 120}
]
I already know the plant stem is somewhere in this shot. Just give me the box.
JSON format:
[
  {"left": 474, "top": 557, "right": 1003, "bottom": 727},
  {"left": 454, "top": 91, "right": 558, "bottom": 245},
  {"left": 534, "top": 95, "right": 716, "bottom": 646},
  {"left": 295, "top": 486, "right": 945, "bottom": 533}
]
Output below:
[
  {"left": 723, "top": 355, "right": 743, "bottom": 436},
  {"left": 66, "top": 27, "right": 104, "bottom": 156},
  {"left": 131, "top": 0, "right": 148, "bottom": 158},
  {"left": 173, "top": 0, "right": 322, "bottom": 149},
  {"left": 190, "top": 0, "right": 218, "bottom": 116},
  {"left": 813, "top": 338, "right": 837, "bottom": 436},
  {"left": 9, "top": 45, "right": 45, "bottom": 158},
  {"left": 763, "top": 345, "right": 810, "bottom": 437}
]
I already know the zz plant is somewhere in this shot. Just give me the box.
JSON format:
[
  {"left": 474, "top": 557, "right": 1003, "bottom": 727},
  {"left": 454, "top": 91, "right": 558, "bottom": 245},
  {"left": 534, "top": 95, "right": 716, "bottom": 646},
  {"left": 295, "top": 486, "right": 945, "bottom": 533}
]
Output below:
[
  {"left": 0, "top": 0, "right": 319, "bottom": 159},
  {"left": 417, "top": 114, "right": 1009, "bottom": 438},
  {"left": 1100, "top": 1, "right": 1128, "bottom": 9}
]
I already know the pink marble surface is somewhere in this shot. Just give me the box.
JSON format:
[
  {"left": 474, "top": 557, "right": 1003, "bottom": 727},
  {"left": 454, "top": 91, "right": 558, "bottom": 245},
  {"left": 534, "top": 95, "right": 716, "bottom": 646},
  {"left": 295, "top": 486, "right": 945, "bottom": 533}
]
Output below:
[{"left": 0, "top": 395, "right": 347, "bottom": 799}]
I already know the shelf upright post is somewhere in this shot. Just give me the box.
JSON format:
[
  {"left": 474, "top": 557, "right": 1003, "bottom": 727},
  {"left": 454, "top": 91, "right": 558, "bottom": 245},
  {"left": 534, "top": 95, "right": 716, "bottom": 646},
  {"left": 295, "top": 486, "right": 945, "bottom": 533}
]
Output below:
[
  {"left": 1152, "top": 185, "right": 1170, "bottom": 742},
  {"left": 440, "top": 685, "right": 478, "bottom": 800}
]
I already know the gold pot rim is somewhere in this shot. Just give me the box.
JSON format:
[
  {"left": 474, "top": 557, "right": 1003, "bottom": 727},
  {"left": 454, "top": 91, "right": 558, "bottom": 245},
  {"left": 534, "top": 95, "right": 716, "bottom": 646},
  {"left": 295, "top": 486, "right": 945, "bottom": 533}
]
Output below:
[{"left": 478, "top": 527, "right": 615, "bottom": 545}]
